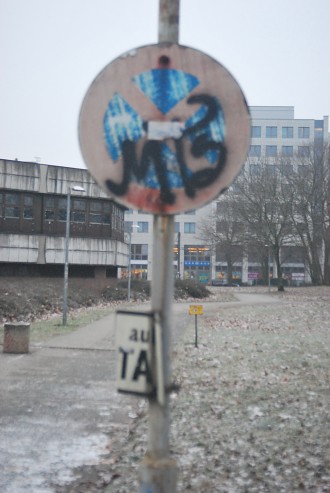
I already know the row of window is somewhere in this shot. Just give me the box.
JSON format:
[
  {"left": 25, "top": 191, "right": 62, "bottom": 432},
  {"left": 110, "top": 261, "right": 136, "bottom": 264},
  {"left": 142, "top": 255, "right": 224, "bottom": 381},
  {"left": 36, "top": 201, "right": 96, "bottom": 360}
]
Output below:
[
  {"left": 249, "top": 145, "right": 310, "bottom": 158},
  {"left": 0, "top": 193, "right": 34, "bottom": 219},
  {"left": 251, "top": 126, "right": 311, "bottom": 139},
  {"left": 131, "top": 244, "right": 306, "bottom": 265},
  {"left": 44, "top": 197, "right": 113, "bottom": 224},
  {"left": 126, "top": 208, "right": 196, "bottom": 216},
  {"left": 130, "top": 244, "right": 210, "bottom": 263},
  {"left": 125, "top": 221, "right": 197, "bottom": 234},
  {"left": 0, "top": 192, "right": 124, "bottom": 230},
  {"left": 125, "top": 221, "right": 149, "bottom": 233}
]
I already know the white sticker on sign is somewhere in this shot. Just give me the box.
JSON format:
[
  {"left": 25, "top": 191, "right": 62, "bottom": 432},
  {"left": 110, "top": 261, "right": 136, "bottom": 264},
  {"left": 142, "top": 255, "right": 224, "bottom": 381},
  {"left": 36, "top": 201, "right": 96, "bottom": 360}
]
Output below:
[{"left": 147, "top": 121, "right": 184, "bottom": 140}]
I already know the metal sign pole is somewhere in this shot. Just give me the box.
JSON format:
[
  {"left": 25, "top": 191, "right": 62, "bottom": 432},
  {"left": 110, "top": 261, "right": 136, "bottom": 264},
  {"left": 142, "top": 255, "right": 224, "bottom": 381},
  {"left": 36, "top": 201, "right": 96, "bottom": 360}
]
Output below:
[
  {"left": 78, "top": 0, "right": 250, "bottom": 489},
  {"left": 138, "top": 3, "right": 179, "bottom": 492}
]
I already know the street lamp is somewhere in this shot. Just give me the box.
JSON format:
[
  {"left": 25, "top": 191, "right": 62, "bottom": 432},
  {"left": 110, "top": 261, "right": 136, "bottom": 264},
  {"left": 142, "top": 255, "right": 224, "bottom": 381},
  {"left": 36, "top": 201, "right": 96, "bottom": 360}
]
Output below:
[
  {"left": 175, "top": 231, "right": 181, "bottom": 279},
  {"left": 265, "top": 244, "right": 271, "bottom": 292},
  {"left": 126, "top": 223, "right": 138, "bottom": 302},
  {"left": 63, "top": 185, "right": 86, "bottom": 325}
]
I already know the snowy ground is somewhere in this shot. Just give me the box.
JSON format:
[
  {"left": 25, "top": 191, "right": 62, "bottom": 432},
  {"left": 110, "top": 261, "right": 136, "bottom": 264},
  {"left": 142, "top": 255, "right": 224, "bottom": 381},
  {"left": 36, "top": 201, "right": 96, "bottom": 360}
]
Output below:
[{"left": 107, "top": 287, "right": 330, "bottom": 492}]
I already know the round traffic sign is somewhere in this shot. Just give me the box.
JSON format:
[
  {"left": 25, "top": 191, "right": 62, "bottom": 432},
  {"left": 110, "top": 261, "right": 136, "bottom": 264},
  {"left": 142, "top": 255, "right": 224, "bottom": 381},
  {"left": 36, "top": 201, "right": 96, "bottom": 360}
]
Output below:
[{"left": 79, "top": 43, "right": 250, "bottom": 214}]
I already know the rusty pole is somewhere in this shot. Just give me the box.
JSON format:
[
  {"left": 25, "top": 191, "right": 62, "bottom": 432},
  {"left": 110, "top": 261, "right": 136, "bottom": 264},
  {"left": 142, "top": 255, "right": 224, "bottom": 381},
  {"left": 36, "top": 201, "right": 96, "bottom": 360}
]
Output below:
[{"left": 138, "top": 2, "right": 180, "bottom": 492}]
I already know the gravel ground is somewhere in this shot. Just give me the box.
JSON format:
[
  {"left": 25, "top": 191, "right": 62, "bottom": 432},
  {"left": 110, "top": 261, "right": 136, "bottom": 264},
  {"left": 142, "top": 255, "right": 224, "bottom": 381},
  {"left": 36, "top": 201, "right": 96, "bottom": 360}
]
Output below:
[{"left": 106, "top": 287, "right": 330, "bottom": 492}]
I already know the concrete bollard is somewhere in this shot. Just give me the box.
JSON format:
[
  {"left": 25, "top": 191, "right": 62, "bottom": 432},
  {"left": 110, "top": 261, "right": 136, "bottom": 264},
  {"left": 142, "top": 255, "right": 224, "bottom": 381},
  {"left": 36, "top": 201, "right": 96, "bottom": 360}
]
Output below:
[{"left": 3, "top": 322, "right": 30, "bottom": 354}]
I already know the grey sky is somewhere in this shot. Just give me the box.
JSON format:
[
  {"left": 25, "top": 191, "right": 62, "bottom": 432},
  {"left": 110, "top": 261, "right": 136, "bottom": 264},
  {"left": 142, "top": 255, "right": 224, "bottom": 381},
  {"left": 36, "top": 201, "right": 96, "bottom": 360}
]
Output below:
[{"left": 1, "top": 0, "right": 329, "bottom": 168}]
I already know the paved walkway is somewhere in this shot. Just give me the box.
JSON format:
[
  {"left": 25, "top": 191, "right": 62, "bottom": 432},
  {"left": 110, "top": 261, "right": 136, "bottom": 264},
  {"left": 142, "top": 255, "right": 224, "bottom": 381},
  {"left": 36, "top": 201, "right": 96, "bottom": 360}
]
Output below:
[{"left": 0, "top": 292, "right": 278, "bottom": 492}]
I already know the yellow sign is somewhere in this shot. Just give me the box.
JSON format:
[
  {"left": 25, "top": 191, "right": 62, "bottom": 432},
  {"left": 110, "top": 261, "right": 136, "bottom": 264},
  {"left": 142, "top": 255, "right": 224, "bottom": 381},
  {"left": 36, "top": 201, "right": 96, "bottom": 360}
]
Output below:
[{"left": 189, "top": 305, "right": 203, "bottom": 315}]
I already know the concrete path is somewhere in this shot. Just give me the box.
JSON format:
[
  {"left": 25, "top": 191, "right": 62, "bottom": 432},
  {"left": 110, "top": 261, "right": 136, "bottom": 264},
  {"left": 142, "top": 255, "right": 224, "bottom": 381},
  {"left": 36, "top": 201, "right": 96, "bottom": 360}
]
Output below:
[{"left": 0, "top": 292, "right": 278, "bottom": 492}]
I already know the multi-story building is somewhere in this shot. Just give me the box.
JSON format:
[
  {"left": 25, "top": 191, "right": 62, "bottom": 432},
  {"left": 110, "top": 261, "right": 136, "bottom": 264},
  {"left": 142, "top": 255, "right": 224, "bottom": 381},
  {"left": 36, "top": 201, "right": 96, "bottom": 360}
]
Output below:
[
  {"left": 0, "top": 159, "right": 127, "bottom": 278},
  {"left": 125, "top": 206, "right": 213, "bottom": 282},
  {"left": 125, "top": 107, "right": 329, "bottom": 284},
  {"left": 249, "top": 106, "right": 328, "bottom": 161}
]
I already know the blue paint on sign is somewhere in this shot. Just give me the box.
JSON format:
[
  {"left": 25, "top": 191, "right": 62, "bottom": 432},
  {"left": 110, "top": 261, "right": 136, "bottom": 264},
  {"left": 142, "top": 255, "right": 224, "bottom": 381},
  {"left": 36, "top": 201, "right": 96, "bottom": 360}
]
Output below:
[
  {"left": 103, "top": 93, "right": 145, "bottom": 161},
  {"left": 102, "top": 70, "right": 227, "bottom": 202},
  {"left": 132, "top": 69, "right": 200, "bottom": 114},
  {"left": 185, "top": 99, "right": 225, "bottom": 164},
  {"left": 144, "top": 144, "right": 192, "bottom": 189}
]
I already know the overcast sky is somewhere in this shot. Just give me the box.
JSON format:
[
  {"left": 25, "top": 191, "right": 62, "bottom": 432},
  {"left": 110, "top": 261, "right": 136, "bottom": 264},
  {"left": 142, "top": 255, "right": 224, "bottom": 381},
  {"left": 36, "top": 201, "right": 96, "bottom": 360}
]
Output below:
[{"left": 1, "top": 0, "right": 330, "bottom": 169}]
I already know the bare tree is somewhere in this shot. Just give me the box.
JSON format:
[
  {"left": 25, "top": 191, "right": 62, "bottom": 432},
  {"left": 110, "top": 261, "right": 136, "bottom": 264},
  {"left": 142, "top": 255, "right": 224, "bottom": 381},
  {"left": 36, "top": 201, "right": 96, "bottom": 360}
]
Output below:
[
  {"left": 235, "top": 160, "right": 294, "bottom": 290},
  {"left": 199, "top": 195, "right": 244, "bottom": 285},
  {"left": 285, "top": 143, "right": 330, "bottom": 285},
  {"left": 201, "top": 144, "right": 330, "bottom": 288}
]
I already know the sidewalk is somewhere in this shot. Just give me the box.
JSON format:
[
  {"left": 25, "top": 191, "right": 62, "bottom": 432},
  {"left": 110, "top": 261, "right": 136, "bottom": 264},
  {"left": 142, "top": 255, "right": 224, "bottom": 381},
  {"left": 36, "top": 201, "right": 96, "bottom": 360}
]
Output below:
[
  {"left": 0, "top": 308, "right": 140, "bottom": 493},
  {"left": 0, "top": 292, "right": 281, "bottom": 492}
]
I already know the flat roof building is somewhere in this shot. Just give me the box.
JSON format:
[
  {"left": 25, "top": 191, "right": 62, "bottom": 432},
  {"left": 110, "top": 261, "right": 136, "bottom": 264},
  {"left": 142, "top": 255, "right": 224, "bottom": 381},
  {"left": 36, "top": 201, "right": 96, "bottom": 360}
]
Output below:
[{"left": 0, "top": 159, "right": 128, "bottom": 278}]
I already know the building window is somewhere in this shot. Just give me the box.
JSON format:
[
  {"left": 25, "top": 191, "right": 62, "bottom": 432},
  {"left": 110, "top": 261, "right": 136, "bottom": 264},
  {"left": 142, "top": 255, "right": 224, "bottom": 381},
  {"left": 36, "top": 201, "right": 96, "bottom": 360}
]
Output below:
[
  {"left": 137, "top": 221, "right": 149, "bottom": 233},
  {"left": 90, "top": 200, "right": 111, "bottom": 224},
  {"left": 44, "top": 197, "right": 54, "bottom": 220},
  {"left": 131, "top": 244, "right": 148, "bottom": 260},
  {"left": 112, "top": 204, "right": 123, "bottom": 231},
  {"left": 23, "top": 195, "right": 34, "bottom": 219},
  {"left": 298, "top": 127, "right": 310, "bottom": 139},
  {"left": 0, "top": 192, "right": 35, "bottom": 220},
  {"left": 298, "top": 165, "right": 309, "bottom": 177},
  {"left": 282, "top": 127, "right": 293, "bottom": 138},
  {"left": 250, "top": 164, "right": 261, "bottom": 175},
  {"left": 58, "top": 198, "right": 67, "bottom": 221},
  {"left": 72, "top": 199, "right": 86, "bottom": 223},
  {"left": 314, "top": 120, "right": 324, "bottom": 142},
  {"left": 125, "top": 221, "right": 133, "bottom": 232},
  {"left": 267, "top": 165, "right": 276, "bottom": 176},
  {"left": 184, "top": 222, "right": 196, "bottom": 234},
  {"left": 249, "top": 145, "right": 261, "bottom": 157},
  {"left": 266, "top": 126, "right": 277, "bottom": 138},
  {"left": 266, "top": 145, "right": 277, "bottom": 157},
  {"left": 251, "top": 126, "right": 261, "bottom": 138},
  {"left": 282, "top": 146, "right": 293, "bottom": 157},
  {"left": 89, "top": 201, "right": 102, "bottom": 224},
  {"left": 3, "top": 193, "right": 20, "bottom": 218},
  {"left": 184, "top": 246, "right": 211, "bottom": 279},
  {"left": 175, "top": 222, "right": 180, "bottom": 233},
  {"left": 298, "top": 146, "right": 309, "bottom": 157},
  {"left": 280, "top": 164, "right": 293, "bottom": 176}
]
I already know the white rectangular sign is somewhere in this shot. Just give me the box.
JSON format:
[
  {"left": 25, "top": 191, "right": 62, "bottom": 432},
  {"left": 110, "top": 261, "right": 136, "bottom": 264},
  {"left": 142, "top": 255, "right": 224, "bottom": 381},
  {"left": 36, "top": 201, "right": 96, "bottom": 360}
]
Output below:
[
  {"left": 291, "top": 273, "right": 305, "bottom": 280},
  {"left": 116, "top": 310, "right": 155, "bottom": 396}
]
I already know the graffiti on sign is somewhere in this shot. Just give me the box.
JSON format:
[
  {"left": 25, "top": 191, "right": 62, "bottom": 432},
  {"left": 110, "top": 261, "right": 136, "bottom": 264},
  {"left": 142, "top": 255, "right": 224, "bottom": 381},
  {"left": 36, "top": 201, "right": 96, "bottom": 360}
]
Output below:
[{"left": 79, "top": 44, "right": 250, "bottom": 214}]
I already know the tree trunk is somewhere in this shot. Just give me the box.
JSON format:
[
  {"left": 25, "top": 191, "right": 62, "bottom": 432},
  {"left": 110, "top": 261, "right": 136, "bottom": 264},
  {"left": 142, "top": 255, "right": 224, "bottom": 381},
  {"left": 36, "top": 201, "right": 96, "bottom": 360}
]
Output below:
[
  {"left": 226, "top": 254, "right": 233, "bottom": 285},
  {"left": 274, "top": 247, "right": 284, "bottom": 291}
]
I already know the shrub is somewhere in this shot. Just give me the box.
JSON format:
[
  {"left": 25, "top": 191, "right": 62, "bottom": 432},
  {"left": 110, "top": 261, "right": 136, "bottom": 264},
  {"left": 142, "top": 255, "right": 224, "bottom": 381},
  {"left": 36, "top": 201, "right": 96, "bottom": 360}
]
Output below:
[{"left": 174, "top": 279, "right": 211, "bottom": 299}]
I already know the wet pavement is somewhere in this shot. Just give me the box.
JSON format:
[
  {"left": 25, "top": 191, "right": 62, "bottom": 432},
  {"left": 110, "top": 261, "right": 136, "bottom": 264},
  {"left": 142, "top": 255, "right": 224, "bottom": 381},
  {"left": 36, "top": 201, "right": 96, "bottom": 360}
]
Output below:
[{"left": 0, "top": 311, "right": 136, "bottom": 492}]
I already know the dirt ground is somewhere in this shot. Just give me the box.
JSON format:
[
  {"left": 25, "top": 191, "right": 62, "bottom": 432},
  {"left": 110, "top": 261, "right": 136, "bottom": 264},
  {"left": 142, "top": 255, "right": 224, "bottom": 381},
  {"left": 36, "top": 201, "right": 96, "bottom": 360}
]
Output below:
[{"left": 107, "top": 286, "right": 330, "bottom": 492}]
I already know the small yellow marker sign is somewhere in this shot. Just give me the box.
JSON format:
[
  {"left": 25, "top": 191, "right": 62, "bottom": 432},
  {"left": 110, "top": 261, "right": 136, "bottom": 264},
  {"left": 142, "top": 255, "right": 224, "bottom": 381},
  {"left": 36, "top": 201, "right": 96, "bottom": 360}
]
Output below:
[{"left": 189, "top": 305, "right": 203, "bottom": 315}]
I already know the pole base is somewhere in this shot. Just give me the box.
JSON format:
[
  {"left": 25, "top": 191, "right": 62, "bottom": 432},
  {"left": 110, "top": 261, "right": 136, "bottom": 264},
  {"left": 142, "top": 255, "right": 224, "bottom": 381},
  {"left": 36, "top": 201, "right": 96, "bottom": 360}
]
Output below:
[{"left": 138, "top": 454, "right": 178, "bottom": 493}]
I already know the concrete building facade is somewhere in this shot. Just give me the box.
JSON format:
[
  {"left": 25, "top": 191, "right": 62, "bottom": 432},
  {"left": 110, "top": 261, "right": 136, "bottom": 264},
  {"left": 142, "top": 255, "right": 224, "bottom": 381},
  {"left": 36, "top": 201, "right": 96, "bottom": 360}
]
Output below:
[{"left": 0, "top": 159, "right": 128, "bottom": 278}]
